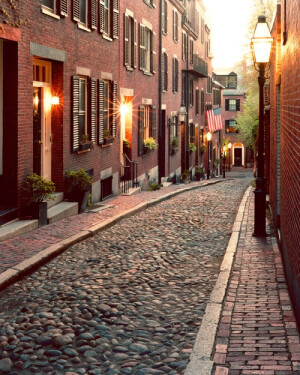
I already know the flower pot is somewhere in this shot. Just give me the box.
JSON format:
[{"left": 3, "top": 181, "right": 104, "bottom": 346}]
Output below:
[
  {"left": 143, "top": 146, "right": 152, "bottom": 154},
  {"left": 104, "top": 137, "right": 114, "bottom": 145},
  {"left": 80, "top": 142, "right": 93, "bottom": 151}
]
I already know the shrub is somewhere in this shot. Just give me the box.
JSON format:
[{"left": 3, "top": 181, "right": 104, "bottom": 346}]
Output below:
[
  {"left": 65, "top": 169, "right": 92, "bottom": 192},
  {"left": 22, "top": 173, "right": 55, "bottom": 203},
  {"left": 189, "top": 143, "right": 196, "bottom": 152},
  {"left": 148, "top": 183, "right": 161, "bottom": 191},
  {"left": 144, "top": 137, "right": 158, "bottom": 150}
]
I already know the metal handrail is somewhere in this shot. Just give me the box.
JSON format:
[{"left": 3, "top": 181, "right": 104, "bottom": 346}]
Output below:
[{"left": 123, "top": 154, "right": 139, "bottom": 188}]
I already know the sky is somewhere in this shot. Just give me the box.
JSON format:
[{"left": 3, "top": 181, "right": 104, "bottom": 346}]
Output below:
[{"left": 203, "top": 0, "right": 254, "bottom": 72}]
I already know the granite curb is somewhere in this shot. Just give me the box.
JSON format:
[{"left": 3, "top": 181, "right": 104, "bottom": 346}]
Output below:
[
  {"left": 0, "top": 178, "right": 228, "bottom": 292},
  {"left": 184, "top": 186, "right": 252, "bottom": 375}
]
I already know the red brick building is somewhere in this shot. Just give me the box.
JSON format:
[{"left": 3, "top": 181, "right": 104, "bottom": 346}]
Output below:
[{"left": 269, "top": 1, "right": 300, "bottom": 325}]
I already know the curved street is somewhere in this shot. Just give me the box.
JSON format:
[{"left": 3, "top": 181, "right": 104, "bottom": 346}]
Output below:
[{"left": 0, "top": 176, "right": 252, "bottom": 374}]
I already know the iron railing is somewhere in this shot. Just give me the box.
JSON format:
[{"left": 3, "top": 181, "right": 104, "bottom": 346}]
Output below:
[{"left": 120, "top": 154, "right": 138, "bottom": 194}]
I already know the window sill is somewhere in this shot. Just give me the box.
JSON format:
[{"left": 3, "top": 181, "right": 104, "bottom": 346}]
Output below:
[
  {"left": 41, "top": 6, "right": 60, "bottom": 19},
  {"left": 77, "top": 23, "right": 91, "bottom": 33},
  {"left": 143, "top": 71, "right": 152, "bottom": 76},
  {"left": 101, "top": 143, "right": 113, "bottom": 148},
  {"left": 102, "top": 34, "right": 113, "bottom": 42},
  {"left": 77, "top": 148, "right": 91, "bottom": 155},
  {"left": 126, "top": 66, "right": 134, "bottom": 72}
]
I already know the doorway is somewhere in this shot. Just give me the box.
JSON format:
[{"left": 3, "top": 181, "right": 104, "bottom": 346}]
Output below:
[
  {"left": 33, "top": 59, "right": 52, "bottom": 180},
  {"left": 234, "top": 148, "right": 242, "bottom": 166}
]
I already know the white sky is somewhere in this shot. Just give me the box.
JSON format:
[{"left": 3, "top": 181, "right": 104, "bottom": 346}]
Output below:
[{"left": 203, "top": 0, "right": 254, "bottom": 71}]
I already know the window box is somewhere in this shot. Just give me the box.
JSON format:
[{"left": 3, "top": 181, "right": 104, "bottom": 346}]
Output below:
[
  {"left": 104, "top": 136, "right": 114, "bottom": 145},
  {"left": 79, "top": 141, "right": 94, "bottom": 151}
]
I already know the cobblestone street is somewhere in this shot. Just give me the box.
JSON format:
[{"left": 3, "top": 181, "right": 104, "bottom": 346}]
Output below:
[{"left": 0, "top": 178, "right": 251, "bottom": 375}]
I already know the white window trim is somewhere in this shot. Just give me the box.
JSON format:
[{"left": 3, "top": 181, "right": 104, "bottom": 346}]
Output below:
[
  {"left": 41, "top": 5, "right": 60, "bottom": 19},
  {"left": 79, "top": 76, "right": 88, "bottom": 136}
]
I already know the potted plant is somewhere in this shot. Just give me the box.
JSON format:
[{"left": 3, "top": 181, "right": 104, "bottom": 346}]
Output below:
[
  {"left": 65, "top": 169, "right": 92, "bottom": 213},
  {"left": 144, "top": 137, "right": 158, "bottom": 153},
  {"left": 189, "top": 142, "right": 197, "bottom": 152},
  {"left": 123, "top": 139, "right": 130, "bottom": 148},
  {"left": 200, "top": 144, "right": 206, "bottom": 153},
  {"left": 22, "top": 173, "right": 55, "bottom": 226},
  {"left": 181, "top": 169, "right": 190, "bottom": 184},
  {"left": 104, "top": 129, "right": 114, "bottom": 145},
  {"left": 80, "top": 134, "right": 94, "bottom": 151},
  {"left": 195, "top": 166, "right": 204, "bottom": 181},
  {"left": 170, "top": 137, "right": 179, "bottom": 154}
]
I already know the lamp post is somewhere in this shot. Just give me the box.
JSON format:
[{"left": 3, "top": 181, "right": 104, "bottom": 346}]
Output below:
[
  {"left": 251, "top": 15, "right": 272, "bottom": 237},
  {"left": 222, "top": 144, "right": 227, "bottom": 178},
  {"left": 228, "top": 142, "right": 232, "bottom": 171},
  {"left": 207, "top": 132, "right": 212, "bottom": 179}
]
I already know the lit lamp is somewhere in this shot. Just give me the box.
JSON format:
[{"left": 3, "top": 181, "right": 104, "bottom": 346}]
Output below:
[
  {"left": 178, "top": 104, "right": 187, "bottom": 123},
  {"left": 51, "top": 94, "right": 60, "bottom": 106},
  {"left": 251, "top": 15, "right": 272, "bottom": 237},
  {"left": 206, "top": 132, "right": 212, "bottom": 180},
  {"left": 228, "top": 142, "right": 232, "bottom": 171}
]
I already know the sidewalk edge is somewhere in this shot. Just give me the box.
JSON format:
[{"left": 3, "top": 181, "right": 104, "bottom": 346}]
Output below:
[
  {"left": 184, "top": 186, "right": 252, "bottom": 375},
  {"left": 0, "top": 178, "right": 228, "bottom": 292}
]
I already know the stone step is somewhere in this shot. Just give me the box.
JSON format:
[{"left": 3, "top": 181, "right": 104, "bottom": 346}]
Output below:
[
  {"left": 121, "top": 187, "right": 141, "bottom": 196},
  {"left": 163, "top": 182, "right": 173, "bottom": 187},
  {"left": 47, "top": 192, "right": 64, "bottom": 209},
  {"left": 47, "top": 202, "right": 78, "bottom": 224},
  {"left": 0, "top": 220, "right": 38, "bottom": 241}
]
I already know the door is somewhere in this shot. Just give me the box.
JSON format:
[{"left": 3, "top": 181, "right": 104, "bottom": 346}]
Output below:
[
  {"left": 181, "top": 122, "right": 186, "bottom": 173},
  {"left": 33, "top": 87, "right": 42, "bottom": 176},
  {"left": 234, "top": 148, "right": 242, "bottom": 166}
]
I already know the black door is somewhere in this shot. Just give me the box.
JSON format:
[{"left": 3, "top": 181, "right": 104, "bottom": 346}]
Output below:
[
  {"left": 234, "top": 148, "right": 242, "bottom": 166},
  {"left": 33, "top": 87, "right": 42, "bottom": 175}
]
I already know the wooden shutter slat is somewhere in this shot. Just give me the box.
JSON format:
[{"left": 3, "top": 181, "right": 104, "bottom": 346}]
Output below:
[
  {"left": 91, "top": 0, "right": 97, "bottom": 29},
  {"left": 98, "top": 79, "right": 105, "bottom": 144},
  {"left": 173, "top": 10, "right": 175, "bottom": 41},
  {"left": 99, "top": 0, "right": 105, "bottom": 33},
  {"left": 113, "top": 0, "right": 119, "bottom": 39},
  {"left": 236, "top": 99, "right": 240, "bottom": 111},
  {"left": 90, "top": 78, "right": 97, "bottom": 143},
  {"left": 73, "top": 0, "right": 80, "bottom": 22},
  {"left": 151, "top": 31, "right": 156, "bottom": 73},
  {"left": 72, "top": 76, "right": 80, "bottom": 152},
  {"left": 225, "top": 99, "right": 229, "bottom": 111},
  {"left": 175, "top": 58, "right": 178, "bottom": 93},
  {"left": 151, "top": 106, "right": 157, "bottom": 140},
  {"left": 60, "top": 0, "right": 68, "bottom": 16},
  {"left": 164, "top": 0, "right": 168, "bottom": 34},
  {"left": 139, "top": 24, "right": 145, "bottom": 71},
  {"left": 165, "top": 53, "right": 168, "bottom": 91},
  {"left": 112, "top": 81, "right": 118, "bottom": 137},
  {"left": 124, "top": 14, "right": 129, "bottom": 66},
  {"left": 138, "top": 106, "right": 145, "bottom": 156}
]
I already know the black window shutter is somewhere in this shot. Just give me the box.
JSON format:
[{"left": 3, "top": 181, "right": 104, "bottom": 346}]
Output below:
[
  {"left": 112, "top": 0, "right": 119, "bottom": 39},
  {"left": 124, "top": 14, "right": 129, "bottom": 66},
  {"left": 175, "top": 58, "right": 178, "bottom": 93},
  {"left": 162, "top": 1, "right": 165, "bottom": 33},
  {"left": 133, "top": 19, "right": 137, "bottom": 68},
  {"left": 201, "top": 90, "right": 204, "bottom": 114},
  {"left": 99, "top": 0, "right": 105, "bottom": 33},
  {"left": 98, "top": 79, "right": 105, "bottom": 144},
  {"left": 138, "top": 106, "right": 145, "bottom": 155},
  {"left": 165, "top": 53, "right": 168, "bottom": 91},
  {"left": 151, "top": 106, "right": 157, "bottom": 140},
  {"left": 139, "top": 24, "right": 145, "bottom": 70},
  {"left": 91, "top": 0, "right": 97, "bottom": 29},
  {"left": 161, "top": 53, "right": 165, "bottom": 91},
  {"left": 175, "top": 12, "right": 178, "bottom": 41},
  {"left": 225, "top": 99, "right": 229, "bottom": 111},
  {"left": 172, "top": 58, "right": 175, "bottom": 93},
  {"left": 173, "top": 10, "right": 175, "bottom": 41},
  {"left": 151, "top": 31, "right": 156, "bottom": 74},
  {"left": 236, "top": 99, "right": 240, "bottom": 111},
  {"left": 72, "top": 76, "right": 80, "bottom": 152},
  {"left": 196, "top": 89, "right": 199, "bottom": 115},
  {"left": 73, "top": 0, "right": 80, "bottom": 22},
  {"left": 163, "top": 0, "right": 168, "bottom": 34},
  {"left": 60, "top": 0, "right": 68, "bottom": 16},
  {"left": 90, "top": 78, "right": 97, "bottom": 143},
  {"left": 151, "top": 0, "right": 156, "bottom": 8},
  {"left": 112, "top": 81, "right": 118, "bottom": 137}
]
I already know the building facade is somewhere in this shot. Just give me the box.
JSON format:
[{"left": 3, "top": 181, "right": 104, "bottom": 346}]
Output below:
[{"left": 269, "top": 1, "right": 300, "bottom": 326}]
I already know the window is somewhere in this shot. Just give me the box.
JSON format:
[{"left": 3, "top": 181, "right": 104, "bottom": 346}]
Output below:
[
  {"left": 162, "top": 0, "right": 168, "bottom": 34},
  {"left": 201, "top": 90, "right": 204, "bottom": 114},
  {"left": 99, "top": 80, "right": 118, "bottom": 144},
  {"left": 72, "top": 76, "right": 97, "bottom": 151},
  {"left": 124, "top": 14, "right": 137, "bottom": 69},
  {"left": 213, "top": 89, "right": 221, "bottom": 106},
  {"left": 182, "top": 75, "right": 187, "bottom": 106},
  {"left": 207, "top": 75, "right": 212, "bottom": 94},
  {"left": 138, "top": 105, "right": 157, "bottom": 155},
  {"left": 225, "top": 120, "right": 238, "bottom": 133},
  {"left": 143, "top": 0, "right": 156, "bottom": 8},
  {"left": 196, "top": 89, "right": 200, "bottom": 115},
  {"left": 162, "top": 52, "right": 168, "bottom": 91},
  {"left": 190, "top": 39, "right": 194, "bottom": 64},
  {"left": 182, "top": 31, "right": 187, "bottom": 61},
  {"left": 139, "top": 24, "right": 156, "bottom": 74},
  {"left": 189, "top": 79, "right": 193, "bottom": 106},
  {"left": 172, "top": 57, "right": 179, "bottom": 93},
  {"left": 99, "top": 0, "right": 119, "bottom": 38},
  {"left": 173, "top": 10, "right": 178, "bottom": 42},
  {"left": 225, "top": 99, "right": 240, "bottom": 111},
  {"left": 42, "top": 0, "right": 67, "bottom": 16},
  {"left": 201, "top": 17, "right": 204, "bottom": 43},
  {"left": 189, "top": 123, "right": 195, "bottom": 144}
]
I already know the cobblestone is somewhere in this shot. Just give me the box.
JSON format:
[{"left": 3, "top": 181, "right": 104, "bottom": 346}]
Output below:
[{"left": 0, "top": 178, "right": 251, "bottom": 374}]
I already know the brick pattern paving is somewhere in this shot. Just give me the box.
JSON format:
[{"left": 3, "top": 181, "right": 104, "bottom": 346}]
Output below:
[
  {"left": 213, "top": 193, "right": 300, "bottom": 375},
  {"left": 0, "top": 180, "right": 215, "bottom": 275}
]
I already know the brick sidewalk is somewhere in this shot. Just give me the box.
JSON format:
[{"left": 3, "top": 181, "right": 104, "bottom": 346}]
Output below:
[{"left": 213, "top": 192, "right": 300, "bottom": 375}]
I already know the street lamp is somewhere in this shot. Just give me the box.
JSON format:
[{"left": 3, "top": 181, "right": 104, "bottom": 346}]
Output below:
[
  {"left": 222, "top": 144, "right": 227, "bottom": 178},
  {"left": 251, "top": 15, "right": 272, "bottom": 237},
  {"left": 228, "top": 142, "right": 232, "bottom": 171},
  {"left": 207, "top": 132, "right": 212, "bottom": 179}
]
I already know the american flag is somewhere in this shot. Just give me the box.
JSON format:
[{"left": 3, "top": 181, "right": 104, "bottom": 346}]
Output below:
[{"left": 206, "top": 108, "right": 223, "bottom": 132}]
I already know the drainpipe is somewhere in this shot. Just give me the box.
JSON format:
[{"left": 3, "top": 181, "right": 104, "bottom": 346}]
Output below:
[
  {"left": 185, "top": 26, "right": 190, "bottom": 171},
  {"left": 158, "top": 0, "right": 164, "bottom": 184}
]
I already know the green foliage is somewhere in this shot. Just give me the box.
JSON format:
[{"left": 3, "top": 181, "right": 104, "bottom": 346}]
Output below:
[
  {"left": 22, "top": 173, "right": 55, "bottom": 203},
  {"left": 214, "top": 159, "right": 220, "bottom": 167},
  {"left": 123, "top": 139, "right": 130, "bottom": 148},
  {"left": 171, "top": 137, "right": 179, "bottom": 151},
  {"left": 0, "top": 0, "right": 28, "bottom": 30},
  {"left": 148, "top": 183, "right": 161, "bottom": 191},
  {"left": 104, "top": 129, "right": 111, "bottom": 138},
  {"left": 144, "top": 137, "right": 158, "bottom": 150},
  {"left": 65, "top": 169, "right": 92, "bottom": 192},
  {"left": 181, "top": 169, "right": 190, "bottom": 183},
  {"left": 189, "top": 143, "right": 196, "bottom": 152},
  {"left": 81, "top": 134, "right": 90, "bottom": 143},
  {"left": 200, "top": 144, "right": 206, "bottom": 153}
]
